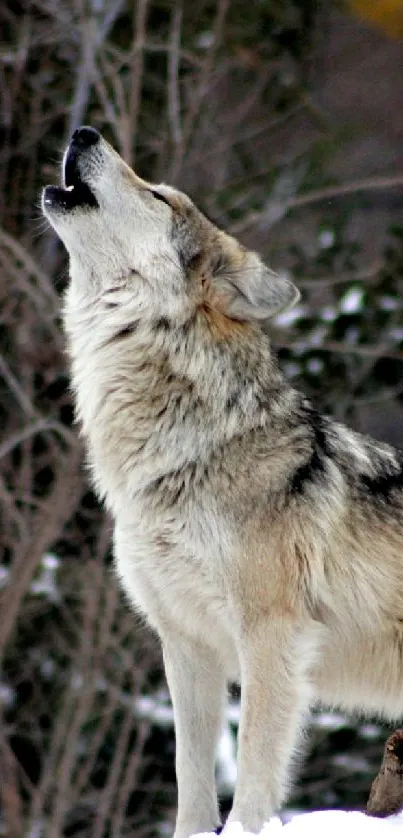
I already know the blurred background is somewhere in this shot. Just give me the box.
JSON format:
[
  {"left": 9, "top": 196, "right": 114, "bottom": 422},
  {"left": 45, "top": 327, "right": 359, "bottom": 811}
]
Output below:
[{"left": 1, "top": 1, "right": 403, "bottom": 835}]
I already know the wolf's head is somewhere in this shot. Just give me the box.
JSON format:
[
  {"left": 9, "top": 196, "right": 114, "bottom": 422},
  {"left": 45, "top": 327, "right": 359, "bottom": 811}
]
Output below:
[{"left": 42, "top": 126, "right": 298, "bottom": 324}]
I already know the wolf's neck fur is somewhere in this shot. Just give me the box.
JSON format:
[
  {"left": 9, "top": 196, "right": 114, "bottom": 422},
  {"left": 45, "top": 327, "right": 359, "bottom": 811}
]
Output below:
[{"left": 63, "top": 283, "right": 300, "bottom": 507}]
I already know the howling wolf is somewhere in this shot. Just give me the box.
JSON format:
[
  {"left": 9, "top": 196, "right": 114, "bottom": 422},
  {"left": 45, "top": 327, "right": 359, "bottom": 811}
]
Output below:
[{"left": 43, "top": 126, "right": 403, "bottom": 837}]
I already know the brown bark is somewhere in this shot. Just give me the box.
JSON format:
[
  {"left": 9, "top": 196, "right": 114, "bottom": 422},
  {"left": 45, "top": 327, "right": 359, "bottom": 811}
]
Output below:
[{"left": 367, "top": 730, "right": 403, "bottom": 818}]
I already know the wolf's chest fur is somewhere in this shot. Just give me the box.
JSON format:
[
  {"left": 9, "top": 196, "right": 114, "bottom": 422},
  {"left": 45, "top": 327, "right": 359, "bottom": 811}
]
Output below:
[
  {"left": 113, "top": 501, "right": 239, "bottom": 671},
  {"left": 64, "top": 298, "right": 263, "bottom": 650}
]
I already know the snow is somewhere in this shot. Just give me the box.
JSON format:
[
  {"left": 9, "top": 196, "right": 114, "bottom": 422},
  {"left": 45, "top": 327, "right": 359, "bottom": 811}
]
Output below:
[
  {"left": 0, "top": 683, "right": 15, "bottom": 708},
  {"left": 320, "top": 306, "right": 337, "bottom": 323},
  {"left": 275, "top": 305, "right": 306, "bottom": 328},
  {"left": 307, "top": 326, "right": 328, "bottom": 347},
  {"left": 339, "top": 287, "right": 364, "bottom": 315},
  {"left": 306, "top": 358, "right": 324, "bottom": 375},
  {"left": 0, "top": 566, "right": 9, "bottom": 588},
  {"left": 317, "top": 230, "right": 335, "bottom": 249},
  {"left": 135, "top": 692, "right": 174, "bottom": 726},
  {"left": 283, "top": 362, "right": 301, "bottom": 379},
  {"left": 313, "top": 712, "right": 347, "bottom": 730},
  {"left": 216, "top": 724, "right": 237, "bottom": 792},
  {"left": 359, "top": 723, "right": 381, "bottom": 740},
  {"left": 390, "top": 327, "right": 403, "bottom": 342},
  {"left": 30, "top": 552, "right": 60, "bottom": 601},
  {"left": 195, "top": 31, "right": 214, "bottom": 49},
  {"left": 379, "top": 295, "right": 399, "bottom": 312},
  {"left": 191, "top": 811, "right": 403, "bottom": 837}
]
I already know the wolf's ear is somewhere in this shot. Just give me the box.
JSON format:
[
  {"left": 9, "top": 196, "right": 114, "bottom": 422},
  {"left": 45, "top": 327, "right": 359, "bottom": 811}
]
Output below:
[{"left": 211, "top": 250, "right": 299, "bottom": 322}]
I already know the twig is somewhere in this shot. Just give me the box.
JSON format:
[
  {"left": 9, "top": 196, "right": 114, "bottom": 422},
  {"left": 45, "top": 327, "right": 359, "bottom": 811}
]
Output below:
[
  {"left": 27, "top": 577, "right": 88, "bottom": 831},
  {"left": 298, "top": 260, "right": 383, "bottom": 289},
  {"left": 231, "top": 173, "right": 403, "bottom": 234},
  {"left": 0, "top": 226, "right": 59, "bottom": 309},
  {"left": 288, "top": 174, "right": 403, "bottom": 210},
  {"left": 47, "top": 566, "right": 102, "bottom": 838},
  {"left": 74, "top": 547, "right": 120, "bottom": 795},
  {"left": 352, "top": 382, "right": 403, "bottom": 406},
  {"left": 0, "top": 353, "right": 39, "bottom": 418},
  {"left": 66, "top": 0, "right": 126, "bottom": 138},
  {"left": 92, "top": 702, "right": 137, "bottom": 838},
  {"left": 0, "top": 418, "right": 76, "bottom": 461},
  {"left": 125, "top": 0, "right": 150, "bottom": 166},
  {"left": 171, "top": 0, "right": 230, "bottom": 180},
  {"left": 66, "top": 8, "right": 93, "bottom": 137},
  {"left": 93, "top": 53, "right": 121, "bottom": 143},
  {"left": 0, "top": 733, "right": 24, "bottom": 838},
  {"left": 0, "top": 446, "right": 83, "bottom": 663},
  {"left": 275, "top": 339, "right": 403, "bottom": 362},
  {"left": 110, "top": 719, "right": 150, "bottom": 837},
  {"left": 168, "top": 3, "right": 183, "bottom": 150}
]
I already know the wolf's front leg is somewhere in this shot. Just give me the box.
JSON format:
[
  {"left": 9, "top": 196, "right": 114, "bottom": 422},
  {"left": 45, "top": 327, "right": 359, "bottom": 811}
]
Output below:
[
  {"left": 162, "top": 633, "right": 225, "bottom": 838},
  {"left": 227, "top": 618, "right": 312, "bottom": 832}
]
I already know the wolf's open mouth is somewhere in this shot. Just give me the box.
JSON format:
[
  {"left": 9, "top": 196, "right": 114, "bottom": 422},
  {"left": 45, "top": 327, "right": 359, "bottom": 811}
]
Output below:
[{"left": 43, "top": 143, "right": 98, "bottom": 211}]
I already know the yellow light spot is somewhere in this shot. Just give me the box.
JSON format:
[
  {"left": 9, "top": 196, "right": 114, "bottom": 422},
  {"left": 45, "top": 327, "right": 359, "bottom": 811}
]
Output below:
[{"left": 349, "top": 0, "right": 403, "bottom": 38}]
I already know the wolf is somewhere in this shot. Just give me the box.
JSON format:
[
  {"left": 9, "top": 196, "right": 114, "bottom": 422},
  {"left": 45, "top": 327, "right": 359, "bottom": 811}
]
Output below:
[{"left": 42, "top": 126, "right": 403, "bottom": 837}]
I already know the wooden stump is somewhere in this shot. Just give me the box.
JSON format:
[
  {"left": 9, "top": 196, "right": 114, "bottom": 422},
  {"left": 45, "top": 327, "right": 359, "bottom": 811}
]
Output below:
[{"left": 367, "top": 729, "right": 403, "bottom": 817}]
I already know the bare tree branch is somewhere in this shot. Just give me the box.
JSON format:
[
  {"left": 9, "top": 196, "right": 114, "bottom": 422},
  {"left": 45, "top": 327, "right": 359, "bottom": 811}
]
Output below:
[
  {"left": 167, "top": 3, "right": 183, "bottom": 155},
  {"left": 125, "top": 0, "right": 150, "bottom": 165}
]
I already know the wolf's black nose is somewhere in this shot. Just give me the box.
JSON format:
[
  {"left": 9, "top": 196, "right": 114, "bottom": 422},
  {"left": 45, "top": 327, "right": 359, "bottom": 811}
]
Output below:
[{"left": 71, "top": 126, "right": 100, "bottom": 148}]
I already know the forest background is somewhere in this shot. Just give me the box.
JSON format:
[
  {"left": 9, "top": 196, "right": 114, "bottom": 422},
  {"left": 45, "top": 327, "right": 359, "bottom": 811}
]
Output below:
[{"left": 1, "top": 1, "right": 403, "bottom": 836}]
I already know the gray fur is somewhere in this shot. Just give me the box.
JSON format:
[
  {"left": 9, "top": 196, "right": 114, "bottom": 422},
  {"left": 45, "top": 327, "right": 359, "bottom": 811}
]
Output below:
[{"left": 43, "top": 131, "right": 403, "bottom": 837}]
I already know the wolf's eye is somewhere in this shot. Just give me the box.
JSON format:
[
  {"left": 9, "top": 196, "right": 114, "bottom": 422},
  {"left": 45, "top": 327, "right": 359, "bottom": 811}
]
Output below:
[{"left": 150, "top": 190, "right": 171, "bottom": 207}]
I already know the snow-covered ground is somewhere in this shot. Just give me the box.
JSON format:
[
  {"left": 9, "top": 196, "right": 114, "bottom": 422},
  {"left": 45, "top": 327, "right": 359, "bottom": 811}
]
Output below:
[{"left": 192, "top": 810, "right": 403, "bottom": 837}]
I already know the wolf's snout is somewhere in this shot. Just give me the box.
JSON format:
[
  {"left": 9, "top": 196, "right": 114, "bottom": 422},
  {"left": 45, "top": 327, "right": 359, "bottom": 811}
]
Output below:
[
  {"left": 40, "top": 125, "right": 101, "bottom": 213},
  {"left": 60, "top": 125, "right": 101, "bottom": 211},
  {"left": 71, "top": 126, "right": 100, "bottom": 149},
  {"left": 65, "top": 126, "right": 100, "bottom": 187}
]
